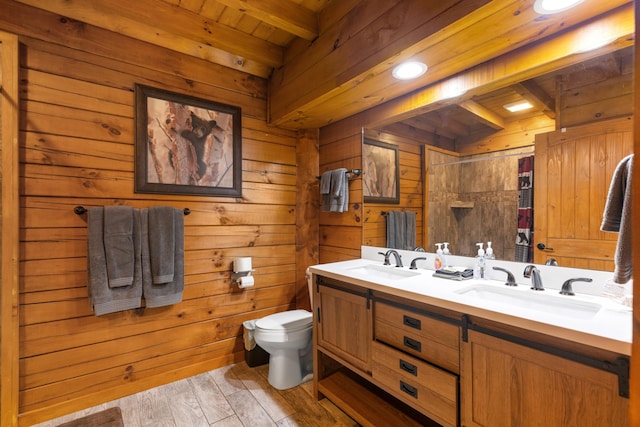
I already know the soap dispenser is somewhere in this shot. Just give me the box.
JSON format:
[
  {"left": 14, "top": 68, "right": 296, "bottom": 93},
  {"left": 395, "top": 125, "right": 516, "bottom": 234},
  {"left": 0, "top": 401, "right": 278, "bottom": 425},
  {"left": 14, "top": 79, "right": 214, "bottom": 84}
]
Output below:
[
  {"left": 442, "top": 242, "right": 451, "bottom": 267},
  {"left": 486, "top": 241, "right": 495, "bottom": 260},
  {"left": 434, "top": 243, "right": 443, "bottom": 270},
  {"left": 474, "top": 243, "right": 486, "bottom": 280}
]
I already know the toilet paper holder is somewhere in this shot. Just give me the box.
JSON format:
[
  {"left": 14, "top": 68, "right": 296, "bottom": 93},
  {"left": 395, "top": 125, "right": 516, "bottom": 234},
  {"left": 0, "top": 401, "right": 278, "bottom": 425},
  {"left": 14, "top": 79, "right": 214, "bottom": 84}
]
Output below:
[
  {"left": 232, "top": 257, "right": 254, "bottom": 287},
  {"left": 231, "top": 270, "right": 254, "bottom": 282}
]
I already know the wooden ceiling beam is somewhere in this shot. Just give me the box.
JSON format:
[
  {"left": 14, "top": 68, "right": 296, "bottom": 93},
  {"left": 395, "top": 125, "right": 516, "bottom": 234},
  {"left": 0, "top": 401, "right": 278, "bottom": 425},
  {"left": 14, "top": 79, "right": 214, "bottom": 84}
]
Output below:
[
  {"left": 269, "top": 0, "right": 491, "bottom": 127},
  {"left": 15, "top": 0, "right": 284, "bottom": 69},
  {"left": 270, "top": 0, "right": 631, "bottom": 128},
  {"left": 215, "top": 0, "right": 318, "bottom": 40},
  {"left": 346, "top": 3, "right": 634, "bottom": 132},
  {"left": 515, "top": 81, "right": 557, "bottom": 120},
  {"left": 458, "top": 100, "right": 505, "bottom": 130}
]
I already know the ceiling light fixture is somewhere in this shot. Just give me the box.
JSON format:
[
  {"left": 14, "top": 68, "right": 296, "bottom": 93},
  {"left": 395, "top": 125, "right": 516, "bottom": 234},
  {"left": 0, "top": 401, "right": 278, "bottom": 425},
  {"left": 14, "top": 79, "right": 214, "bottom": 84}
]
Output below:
[
  {"left": 533, "top": 0, "right": 583, "bottom": 15},
  {"left": 392, "top": 61, "right": 427, "bottom": 80},
  {"left": 503, "top": 101, "right": 533, "bottom": 113}
]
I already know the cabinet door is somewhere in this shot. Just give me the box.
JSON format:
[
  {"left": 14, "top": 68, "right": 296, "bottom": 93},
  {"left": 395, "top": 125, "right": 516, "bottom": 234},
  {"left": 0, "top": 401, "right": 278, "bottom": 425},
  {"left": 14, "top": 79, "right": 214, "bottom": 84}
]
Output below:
[
  {"left": 461, "top": 330, "right": 628, "bottom": 427},
  {"left": 316, "top": 281, "right": 371, "bottom": 373}
]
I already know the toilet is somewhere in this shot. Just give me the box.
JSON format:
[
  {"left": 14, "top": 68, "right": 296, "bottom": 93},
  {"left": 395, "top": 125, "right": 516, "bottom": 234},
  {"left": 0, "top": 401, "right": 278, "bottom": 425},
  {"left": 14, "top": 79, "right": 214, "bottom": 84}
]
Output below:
[{"left": 253, "top": 270, "right": 314, "bottom": 390}]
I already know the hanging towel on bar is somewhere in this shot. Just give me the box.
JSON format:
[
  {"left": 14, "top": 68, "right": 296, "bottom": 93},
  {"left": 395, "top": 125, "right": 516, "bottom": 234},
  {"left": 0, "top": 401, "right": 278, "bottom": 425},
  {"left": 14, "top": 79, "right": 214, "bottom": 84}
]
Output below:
[
  {"left": 103, "top": 206, "right": 135, "bottom": 288},
  {"left": 601, "top": 154, "right": 633, "bottom": 284},
  {"left": 148, "top": 206, "right": 176, "bottom": 284},
  {"left": 142, "top": 207, "right": 185, "bottom": 308},
  {"left": 88, "top": 207, "right": 142, "bottom": 315},
  {"left": 320, "top": 170, "right": 332, "bottom": 212},
  {"left": 386, "top": 210, "right": 416, "bottom": 250},
  {"left": 330, "top": 168, "right": 349, "bottom": 212},
  {"left": 320, "top": 168, "right": 350, "bottom": 212}
]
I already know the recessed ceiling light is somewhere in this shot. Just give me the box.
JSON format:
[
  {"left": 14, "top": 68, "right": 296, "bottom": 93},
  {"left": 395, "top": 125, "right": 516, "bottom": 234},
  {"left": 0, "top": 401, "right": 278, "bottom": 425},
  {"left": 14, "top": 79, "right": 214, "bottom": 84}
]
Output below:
[
  {"left": 503, "top": 101, "right": 533, "bottom": 113},
  {"left": 534, "top": 0, "right": 583, "bottom": 15},
  {"left": 392, "top": 61, "right": 427, "bottom": 80}
]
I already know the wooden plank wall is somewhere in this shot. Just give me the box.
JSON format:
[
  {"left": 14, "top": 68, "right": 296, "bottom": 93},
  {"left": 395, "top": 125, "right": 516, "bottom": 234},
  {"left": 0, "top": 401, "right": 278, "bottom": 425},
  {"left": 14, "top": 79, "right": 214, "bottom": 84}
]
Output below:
[
  {"left": 318, "top": 122, "right": 362, "bottom": 263},
  {"left": 0, "top": 2, "right": 317, "bottom": 425},
  {"left": 362, "top": 129, "right": 423, "bottom": 250},
  {"left": 1, "top": 30, "right": 21, "bottom": 427}
]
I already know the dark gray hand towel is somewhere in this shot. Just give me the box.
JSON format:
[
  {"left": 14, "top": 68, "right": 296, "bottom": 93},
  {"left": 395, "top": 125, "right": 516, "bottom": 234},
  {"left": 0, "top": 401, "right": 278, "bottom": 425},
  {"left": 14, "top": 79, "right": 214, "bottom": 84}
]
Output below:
[
  {"left": 405, "top": 211, "right": 417, "bottom": 251},
  {"left": 103, "top": 206, "right": 135, "bottom": 288},
  {"left": 601, "top": 154, "right": 633, "bottom": 284},
  {"left": 88, "top": 207, "right": 142, "bottom": 315},
  {"left": 143, "top": 208, "right": 185, "bottom": 308},
  {"left": 330, "top": 168, "right": 349, "bottom": 212},
  {"left": 320, "top": 170, "right": 332, "bottom": 212},
  {"left": 148, "top": 206, "right": 176, "bottom": 284}
]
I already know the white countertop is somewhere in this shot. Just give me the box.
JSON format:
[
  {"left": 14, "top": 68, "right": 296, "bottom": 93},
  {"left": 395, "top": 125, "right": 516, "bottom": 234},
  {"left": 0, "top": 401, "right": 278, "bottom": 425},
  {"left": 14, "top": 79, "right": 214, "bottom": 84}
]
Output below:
[{"left": 309, "top": 257, "right": 632, "bottom": 355}]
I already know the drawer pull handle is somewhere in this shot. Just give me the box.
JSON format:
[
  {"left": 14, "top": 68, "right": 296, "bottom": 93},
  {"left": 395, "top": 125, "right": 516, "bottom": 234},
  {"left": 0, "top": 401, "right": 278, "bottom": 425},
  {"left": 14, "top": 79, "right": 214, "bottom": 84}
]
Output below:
[
  {"left": 399, "top": 359, "right": 417, "bottom": 376},
  {"left": 403, "top": 336, "right": 422, "bottom": 352},
  {"left": 403, "top": 315, "right": 421, "bottom": 330},
  {"left": 400, "top": 381, "right": 418, "bottom": 398}
]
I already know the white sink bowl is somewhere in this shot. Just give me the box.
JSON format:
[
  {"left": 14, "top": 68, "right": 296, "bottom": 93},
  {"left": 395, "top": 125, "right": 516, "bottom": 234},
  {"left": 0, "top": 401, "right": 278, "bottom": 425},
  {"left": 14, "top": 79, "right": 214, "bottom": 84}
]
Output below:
[
  {"left": 346, "top": 264, "right": 421, "bottom": 280},
  {"left": 455, "top": 283, "right": 602, "bottom": 319}
]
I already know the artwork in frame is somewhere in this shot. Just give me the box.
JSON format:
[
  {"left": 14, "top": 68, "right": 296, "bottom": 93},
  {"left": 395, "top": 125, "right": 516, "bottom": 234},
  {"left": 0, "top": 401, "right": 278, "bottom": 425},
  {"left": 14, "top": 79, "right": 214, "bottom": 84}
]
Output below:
[
  {"left": 363, "top": 138, "right": 400, "bottom": 204},
  {"left": 135, "top": 84, "right": 242, "bottom": 197}
]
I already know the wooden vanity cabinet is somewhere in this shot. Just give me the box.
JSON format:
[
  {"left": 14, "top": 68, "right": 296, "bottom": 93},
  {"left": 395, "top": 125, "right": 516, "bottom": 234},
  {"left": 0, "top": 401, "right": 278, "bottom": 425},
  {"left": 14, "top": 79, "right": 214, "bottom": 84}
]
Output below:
[
  {"left": 312, "top": 274, "right": 629, "bottom": 427},
  {"left": 461, "top": 327, "right": 629, "bottom": 427},
  {"left": 314, "top": 275, "right": 371, "bottom": 373},
  {"left": 372, "top": 298, "right": 461, "bottom": 427}
]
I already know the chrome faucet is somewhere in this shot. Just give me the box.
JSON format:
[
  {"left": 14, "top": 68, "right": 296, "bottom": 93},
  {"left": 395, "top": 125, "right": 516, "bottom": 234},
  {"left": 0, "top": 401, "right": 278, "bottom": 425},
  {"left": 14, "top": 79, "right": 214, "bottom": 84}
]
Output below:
[
  {"left": 559, "top": 277, "right": 593, "bottom": 296},
  {"left": 523, "top": 265, "right": 544, "bottom": 291},
  {"left": 378, "top": 250, "right": 403, "bottom": 267},
  {"left": 545, "top": 258, "right": 559, "bottom": 266}
]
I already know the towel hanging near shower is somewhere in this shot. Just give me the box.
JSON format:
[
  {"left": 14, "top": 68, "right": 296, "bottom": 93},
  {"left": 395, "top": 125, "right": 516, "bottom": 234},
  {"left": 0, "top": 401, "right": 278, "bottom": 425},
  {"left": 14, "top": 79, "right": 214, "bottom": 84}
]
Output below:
[{"left": 385, "top": 210, "right": 416, "bottom": 251}]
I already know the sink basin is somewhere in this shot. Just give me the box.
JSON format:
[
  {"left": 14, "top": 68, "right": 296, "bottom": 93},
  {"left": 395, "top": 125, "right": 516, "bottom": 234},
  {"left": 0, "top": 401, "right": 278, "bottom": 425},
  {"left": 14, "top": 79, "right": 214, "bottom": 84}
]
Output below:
[
  {"left": 455, "top": 283, "right": 602, "bottom": 319},
  {"left": 346, "top": 264, "right": 421, "bottom": 280}
]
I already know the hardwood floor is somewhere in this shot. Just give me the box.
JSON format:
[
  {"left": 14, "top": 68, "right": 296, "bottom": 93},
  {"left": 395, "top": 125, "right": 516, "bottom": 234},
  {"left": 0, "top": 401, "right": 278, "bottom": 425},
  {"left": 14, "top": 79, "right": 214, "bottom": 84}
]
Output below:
[{"left": 31, "top": 362, "right": 358, "bottom": 427}]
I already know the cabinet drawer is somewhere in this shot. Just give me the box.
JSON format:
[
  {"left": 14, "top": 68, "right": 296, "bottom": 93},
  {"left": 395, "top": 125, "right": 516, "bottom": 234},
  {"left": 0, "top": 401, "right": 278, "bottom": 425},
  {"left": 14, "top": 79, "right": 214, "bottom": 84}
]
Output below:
[
  {"left": 372, "top": 341, "right": 458, "bottom": 427},
  {"left": 374, "top": 301, "right": 460, "bottom": 373}
]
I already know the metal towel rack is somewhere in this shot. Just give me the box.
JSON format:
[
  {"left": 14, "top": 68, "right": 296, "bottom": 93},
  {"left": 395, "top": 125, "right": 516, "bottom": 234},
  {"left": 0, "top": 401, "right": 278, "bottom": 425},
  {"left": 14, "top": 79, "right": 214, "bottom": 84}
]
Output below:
[
  {"left": 74, "top": 206, "right": 191, "bottom": 215},
  {"left": 316, "top": 169, "right": 362, "bottom": 179}
]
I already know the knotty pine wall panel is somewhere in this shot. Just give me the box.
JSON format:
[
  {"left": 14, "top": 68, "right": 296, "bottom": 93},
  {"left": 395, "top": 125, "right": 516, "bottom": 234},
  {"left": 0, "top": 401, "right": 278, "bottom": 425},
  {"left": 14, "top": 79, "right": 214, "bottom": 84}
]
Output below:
[
  {"left": 362, "top": 130, "right": 424, "bottom": 250},
  {"left": 318, "top": 127, "right": 362, "bottom": 263},
  {"left": 2, "top": 2, "right": 311, "bottom": 424}
]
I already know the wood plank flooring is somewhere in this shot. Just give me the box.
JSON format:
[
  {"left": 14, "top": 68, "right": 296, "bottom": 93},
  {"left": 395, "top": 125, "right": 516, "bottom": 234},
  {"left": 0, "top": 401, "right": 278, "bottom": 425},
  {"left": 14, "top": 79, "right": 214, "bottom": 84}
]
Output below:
[{"left": 31, "top": 362, "right": 358, "bottom": 427}]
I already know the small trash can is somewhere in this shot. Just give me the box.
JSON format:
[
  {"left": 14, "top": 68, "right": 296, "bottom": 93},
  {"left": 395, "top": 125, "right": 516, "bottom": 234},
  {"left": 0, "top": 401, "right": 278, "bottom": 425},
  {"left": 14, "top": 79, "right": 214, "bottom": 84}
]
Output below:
[{"left": 242, "top": 319, "right": 270, "bottom": 367}]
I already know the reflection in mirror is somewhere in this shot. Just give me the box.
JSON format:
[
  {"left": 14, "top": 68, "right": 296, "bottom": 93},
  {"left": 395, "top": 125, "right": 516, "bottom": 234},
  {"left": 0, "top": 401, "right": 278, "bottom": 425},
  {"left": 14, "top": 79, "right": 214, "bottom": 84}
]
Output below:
[
  {"left": 362, "top": 46, "right": 632, "bottom": 271},
  {"left": 362, "top": 130, "right": 424, "bottom": 251},
  {"left": 427, "top": 147, "right": 534, "bottom": 260}
]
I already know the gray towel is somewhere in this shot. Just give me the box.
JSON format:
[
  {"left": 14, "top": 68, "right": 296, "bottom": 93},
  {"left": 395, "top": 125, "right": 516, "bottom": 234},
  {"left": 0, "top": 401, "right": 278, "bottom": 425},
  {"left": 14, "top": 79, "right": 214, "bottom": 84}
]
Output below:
[
  {"left": 386, "top": 210, "right": 417, "bottom": 250},
  {"left": 386, "top": 211, "right": 398, "bottom": 249},
  {"left": 405, "top": 211, "right": 416, "bottom": 251},
  {"left": 88, "top": 207, "right": 142, "bottom": 315},
  {"left": 103, "top": 206, "right": 135, "bottom": 288},
  {"left": 142, "top": 207, "right": 185, "bottom": 308},
  {"left": 601, "top": 154, "right": 633, "bottom": 284},
  {"left": 330, "top": 168, "right": 349, "bottom": 213},
  {"left": 148, "top": 206, "right": 176, "bottom": 284},
  {"left": 320, "top": 170, "right": 332, "bottom": 212}
]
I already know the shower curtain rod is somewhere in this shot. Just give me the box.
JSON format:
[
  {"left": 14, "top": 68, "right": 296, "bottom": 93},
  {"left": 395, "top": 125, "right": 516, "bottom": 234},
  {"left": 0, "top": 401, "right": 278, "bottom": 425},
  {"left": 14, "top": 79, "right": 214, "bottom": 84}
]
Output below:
[{"left": 429, "top": 148, "right": 535, "bottom": 169}]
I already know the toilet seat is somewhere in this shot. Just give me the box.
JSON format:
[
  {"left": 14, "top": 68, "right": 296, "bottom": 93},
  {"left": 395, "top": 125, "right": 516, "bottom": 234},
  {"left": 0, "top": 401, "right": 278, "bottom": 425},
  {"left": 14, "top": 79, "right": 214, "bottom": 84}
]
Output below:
[{"left": 255, "top": 309, "right": 312, "bottom": 333}]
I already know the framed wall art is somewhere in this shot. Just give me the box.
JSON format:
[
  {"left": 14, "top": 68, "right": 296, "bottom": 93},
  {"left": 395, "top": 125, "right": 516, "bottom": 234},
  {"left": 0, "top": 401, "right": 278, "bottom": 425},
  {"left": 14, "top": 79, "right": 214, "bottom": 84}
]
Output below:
[
  {"left": 363, "top": 138, "right": 400, "bottom": 204},
  {"left": 135, "top": 84, "right": 242, "bottom": 197}
]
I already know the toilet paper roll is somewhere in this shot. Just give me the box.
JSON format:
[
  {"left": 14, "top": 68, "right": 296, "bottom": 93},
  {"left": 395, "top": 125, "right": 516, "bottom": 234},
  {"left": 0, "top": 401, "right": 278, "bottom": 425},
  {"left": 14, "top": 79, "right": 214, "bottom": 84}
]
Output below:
[
  {"left": 234, "top": 257, "right": 252, "bottom": 273},
  {"left": 238, "top": 275, "right": 254, "bottom": 289}
]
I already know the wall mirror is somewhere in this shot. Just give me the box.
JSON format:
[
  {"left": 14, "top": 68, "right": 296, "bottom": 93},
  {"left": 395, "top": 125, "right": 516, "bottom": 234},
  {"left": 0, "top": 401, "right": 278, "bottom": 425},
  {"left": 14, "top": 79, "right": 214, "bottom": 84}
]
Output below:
[{"left": 363, "top": 45, "right": 634, "bottom": 272}]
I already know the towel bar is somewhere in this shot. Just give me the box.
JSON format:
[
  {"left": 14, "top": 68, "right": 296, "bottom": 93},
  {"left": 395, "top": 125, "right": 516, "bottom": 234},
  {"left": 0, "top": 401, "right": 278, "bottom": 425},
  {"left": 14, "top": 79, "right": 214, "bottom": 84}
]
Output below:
[
  {"left": 74, "top": 206, "right": 191, "bottom": 215},
  {"left": 315, "top": 169, "right": 361, "bottom": 179}
]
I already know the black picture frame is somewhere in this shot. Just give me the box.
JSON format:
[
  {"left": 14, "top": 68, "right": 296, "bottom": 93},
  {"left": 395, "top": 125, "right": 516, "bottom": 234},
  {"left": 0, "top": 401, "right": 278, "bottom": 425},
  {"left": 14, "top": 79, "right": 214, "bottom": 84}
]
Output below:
[
  {"left": 135, "top": 84, "right": 242, "bottom": 197},
  {"left": 363, "top": 138, "right": 400, "bottom": 204}
]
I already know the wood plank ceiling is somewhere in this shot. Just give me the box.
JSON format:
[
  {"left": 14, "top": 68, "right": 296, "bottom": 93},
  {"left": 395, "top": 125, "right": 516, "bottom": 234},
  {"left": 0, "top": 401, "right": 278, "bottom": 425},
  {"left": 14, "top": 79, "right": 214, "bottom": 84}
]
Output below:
[{"left": 15, "top": 0, "right": 634, "bottom": 131}]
